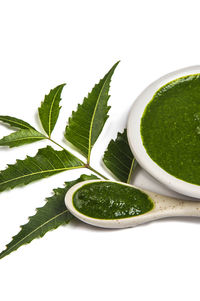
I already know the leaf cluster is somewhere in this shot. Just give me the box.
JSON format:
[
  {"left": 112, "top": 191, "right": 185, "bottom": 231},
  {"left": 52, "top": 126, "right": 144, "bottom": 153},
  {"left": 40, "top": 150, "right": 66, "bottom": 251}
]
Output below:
[{"left": 0, "top": 62, "right": 137, "bottom": 259}]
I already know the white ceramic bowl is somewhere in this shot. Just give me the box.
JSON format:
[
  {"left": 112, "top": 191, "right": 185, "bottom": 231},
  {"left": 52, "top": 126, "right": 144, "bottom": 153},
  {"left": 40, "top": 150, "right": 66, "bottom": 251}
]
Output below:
[{"left": 127, "top": 66, "right": 200, "bottom": 199}]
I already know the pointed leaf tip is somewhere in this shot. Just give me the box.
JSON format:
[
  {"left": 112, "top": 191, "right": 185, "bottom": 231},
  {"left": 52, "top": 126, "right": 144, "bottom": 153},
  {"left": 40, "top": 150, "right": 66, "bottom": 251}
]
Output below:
[
  {"left": 0, "top": 115, "right": 35, "bottom": 130},
  {"left": 0, "top": 129, "right": 46, "bottom": 148},
  {"left": 0, "top": 145, "right": 83, "bottom": 193},
  {"left": 65, "top": 62, "right": 119, "bottom": 162},
  {"left": 0, "top": 174, "right": 98, "bottom": 260},
  {"left": 38, "top": 83, "right": 66, "bottom": 137}
]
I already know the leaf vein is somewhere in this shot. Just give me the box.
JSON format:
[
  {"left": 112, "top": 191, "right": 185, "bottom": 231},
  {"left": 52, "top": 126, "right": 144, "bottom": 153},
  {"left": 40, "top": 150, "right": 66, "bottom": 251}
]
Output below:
[
  {"left": 1, "top": 210, "right": 69, "bottom": 258},
  {"left": 0, "top": 166, "right": 82, "bottom": 186},
  {"left": 48, "top": 86, "right": 62, "bottom": 136}
]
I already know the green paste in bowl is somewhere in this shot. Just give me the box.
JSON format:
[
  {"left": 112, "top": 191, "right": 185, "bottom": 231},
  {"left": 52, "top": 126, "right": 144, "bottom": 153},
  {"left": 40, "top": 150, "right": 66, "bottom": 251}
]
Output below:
[
  {"left": 141, "top": 74, "right": 200, "bottom": 185},
  {"left": 73, "top": 182, "right": 154, "bottom": 219}
]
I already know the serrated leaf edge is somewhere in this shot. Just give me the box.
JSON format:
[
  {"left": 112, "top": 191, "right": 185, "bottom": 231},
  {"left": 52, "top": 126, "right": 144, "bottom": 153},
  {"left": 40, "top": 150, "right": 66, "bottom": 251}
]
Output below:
[
  {"left": 0, "top": 130, "right": 46, "bottom": 147},
  {"left": 0, "top": 166, "right": 82, "bottom": 187},
  {"left": 39, "top": 84, "right": 66, "bottom": 137},
  {"left": 48, "top": 84, "right": 65, "bottom": 137},
  {"left": 0, "top": 208, "right": 71, "bottom": 259},
  {"left": 87, "top": 62, "right": 119, "bottom": 163},
  {"left": 88, "top": 79, "right": 110, "bottom": 163},
  {"left": 0, "top": 116, "right": 35, "bottom": 130}
]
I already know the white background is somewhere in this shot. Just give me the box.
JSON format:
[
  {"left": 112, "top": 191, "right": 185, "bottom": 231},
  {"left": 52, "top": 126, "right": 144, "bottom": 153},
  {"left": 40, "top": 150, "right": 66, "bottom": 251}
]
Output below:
[{"left": 0, "top": 1, "right": 200, "bottom": 300}]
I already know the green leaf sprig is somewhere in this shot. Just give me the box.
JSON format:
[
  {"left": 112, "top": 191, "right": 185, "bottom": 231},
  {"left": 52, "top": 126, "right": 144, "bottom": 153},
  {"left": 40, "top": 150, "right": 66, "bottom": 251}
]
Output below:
[
  {"left": 0, "top": 174, "right": 97, "bottom": 260},
  {"left": 0, "top": 61, "right": 137, "bottom": 259}
]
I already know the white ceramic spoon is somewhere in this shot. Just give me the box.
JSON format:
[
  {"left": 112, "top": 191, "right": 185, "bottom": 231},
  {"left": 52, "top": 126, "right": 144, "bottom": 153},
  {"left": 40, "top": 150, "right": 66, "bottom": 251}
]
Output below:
[{"left": 65, "top": 180, "right": 200, "bottom": 229}]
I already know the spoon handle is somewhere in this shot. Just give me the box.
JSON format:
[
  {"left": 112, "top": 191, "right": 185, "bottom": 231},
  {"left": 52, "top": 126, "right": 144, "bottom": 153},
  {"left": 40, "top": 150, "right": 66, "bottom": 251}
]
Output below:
[
  {"left": 169, "top": 200, "right": 200, "bottom": 217},
  {"left": 147, "top": 191, "right": 200, "bottom": 217}
]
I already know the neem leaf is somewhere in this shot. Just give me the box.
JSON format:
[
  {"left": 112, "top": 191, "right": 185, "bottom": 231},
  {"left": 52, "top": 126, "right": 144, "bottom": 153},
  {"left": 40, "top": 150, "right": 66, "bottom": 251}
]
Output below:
[
  {"left": 103, "top": 129, "right": 137, "bottom": 183},
  {"left": 38, "top": 84, "right": 66, "bottom": 137},
  {"left": 65, "top": 62, "right": 119, "bottom": 163},
  {"left": 0, "top": 174, "right": 98, "bottom": 260},
  {"left": 0, "top": 145, "right": 84, "bottom": 193},
  {"left": 0, "top": 129, "right": 46, "bottom": 148},
  {"left": 0, "top": 115, "right": 35, "bottom": 130}
]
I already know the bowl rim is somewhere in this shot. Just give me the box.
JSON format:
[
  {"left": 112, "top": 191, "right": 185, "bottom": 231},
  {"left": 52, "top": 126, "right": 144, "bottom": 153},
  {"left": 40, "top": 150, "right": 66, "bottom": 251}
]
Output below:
[{"left": 127, "top": 65, "right": 200, "bottom": 199}]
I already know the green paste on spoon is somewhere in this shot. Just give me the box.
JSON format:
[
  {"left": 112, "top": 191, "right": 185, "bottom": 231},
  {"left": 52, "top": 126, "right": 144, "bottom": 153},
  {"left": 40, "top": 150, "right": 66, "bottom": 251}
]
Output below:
[
  {"left": 141, "top": 74, "right": 200, "bottom": 185},
  {"left": 72, "top": 181, "right": 154, "bottom": 219}
]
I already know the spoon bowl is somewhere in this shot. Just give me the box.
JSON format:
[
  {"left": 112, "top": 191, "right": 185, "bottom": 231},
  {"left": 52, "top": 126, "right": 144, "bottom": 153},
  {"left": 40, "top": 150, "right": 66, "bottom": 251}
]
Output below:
[{"left": 65, "top": 180, "right": 200, "bottom": 229}]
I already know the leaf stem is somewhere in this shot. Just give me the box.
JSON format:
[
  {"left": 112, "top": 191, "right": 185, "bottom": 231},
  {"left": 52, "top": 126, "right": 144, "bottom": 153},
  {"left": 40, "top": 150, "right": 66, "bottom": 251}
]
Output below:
[
  {"left": 127, "top": 159, "right": 135, "bottom": 184},
  {"left": 47, "top": 137, "right": 109, "bottom": 180},
  {"left": 47, "top": 137, "right": 84, "bottom": 164},
  {"left": 87, "top": 165, "right": 108, "bottom": 180},
  {"left": 47, "top": 137, "right": 67, "bottom": 151}
]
